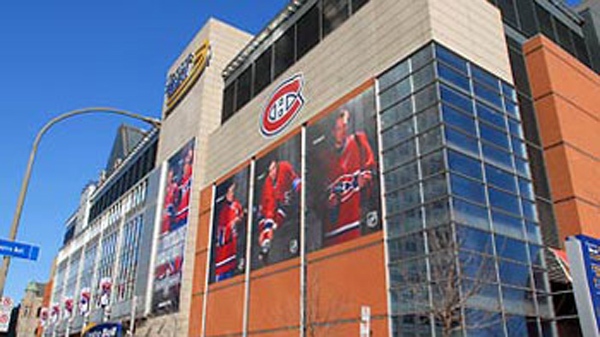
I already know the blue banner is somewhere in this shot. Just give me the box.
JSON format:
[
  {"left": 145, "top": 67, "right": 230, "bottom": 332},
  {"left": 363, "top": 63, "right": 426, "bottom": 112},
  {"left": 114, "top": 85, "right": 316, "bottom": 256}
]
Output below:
[
  {"left": 83, "top": 323, "right": 123, "bottom": 337},
  {"left": 575, "top": 235, "right": 600, "bottom": 331},
  {"left": 0, "top": 238, "right": 39, "bottom": 261}
]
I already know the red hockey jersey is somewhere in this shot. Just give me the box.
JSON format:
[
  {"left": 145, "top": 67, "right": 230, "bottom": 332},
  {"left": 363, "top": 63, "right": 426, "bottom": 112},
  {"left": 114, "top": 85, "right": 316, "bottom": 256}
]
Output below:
[{"left": 215, "top": 199, "right": 243, "bottom": 277}]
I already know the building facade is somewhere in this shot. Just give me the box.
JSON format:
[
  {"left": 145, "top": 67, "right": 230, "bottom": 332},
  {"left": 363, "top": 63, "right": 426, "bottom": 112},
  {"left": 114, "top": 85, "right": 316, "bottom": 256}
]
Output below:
[
  {"left": 16, "top": 281, "right": 46, "bottom": 337},
  {"left": 43, "top": 0, "right": 600, "bottom": 336}
]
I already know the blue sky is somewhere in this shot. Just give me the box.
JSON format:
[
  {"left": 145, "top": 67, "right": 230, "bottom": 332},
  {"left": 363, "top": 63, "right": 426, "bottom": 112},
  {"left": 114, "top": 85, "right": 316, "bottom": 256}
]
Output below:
[
  {"left": 0, "top": 0, "right": 587, "bottom": 302},
  {"left": 0, "top": 0, "right": 287, "bottom": 302}
]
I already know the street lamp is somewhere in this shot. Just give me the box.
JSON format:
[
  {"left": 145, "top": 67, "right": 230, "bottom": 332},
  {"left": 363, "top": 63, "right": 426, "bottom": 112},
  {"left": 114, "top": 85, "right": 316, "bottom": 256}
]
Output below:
[{"left": 0, "top": 107, "right": 161, "bottom": 296}]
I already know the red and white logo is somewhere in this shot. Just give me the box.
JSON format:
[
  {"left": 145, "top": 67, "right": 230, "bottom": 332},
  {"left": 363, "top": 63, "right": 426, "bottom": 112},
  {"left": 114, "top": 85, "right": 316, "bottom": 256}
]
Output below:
[{"left": 260, "top": 74, "right": 305, "bottom": 137}]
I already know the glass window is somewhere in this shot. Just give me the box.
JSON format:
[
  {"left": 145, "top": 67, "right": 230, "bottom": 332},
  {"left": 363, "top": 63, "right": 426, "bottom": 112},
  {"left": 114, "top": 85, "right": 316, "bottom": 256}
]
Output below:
[
  {"left": 536, "top": 4, "right": 556, "bottom": 40},
  {"left": 380, "top": 78, "right": 411, "bottom": 110},
  {"left": 323, "top": 0, "right": 349, "bottom": 37},
  {"left": 515, "top": 0, "right": 538, "bottom": 37},
  {"left": 451, "top": 174, "right": 486, "bottom": 204},
  {"left": 387, "top": 207, "right": 422, "bottom": 238},
  {"left": 440, "top": 84, "right": 473, "bottom": 114},
  {"left": 504, "top": 98, "right": 519, "bottom": 119},
  {"left": 480, "top": 124, "right": 510, "bottom": 150},
  {"left": 495, "top": 235, "right": 528, "bottom": 262},
  {"left": 525, "top": 221, "right": 542, "bottom": 245},
  {"left": 423, "top": 174, "right": 448, "bottom": 202},
  {"left": 502, "top": 82, "right": 517, "bottom": 102},
  {"left": 388, "top": 233, "right": 425, "bottom": 260},
  {"left": 497, "top": 0, "right": 518, "bottom": 28},
  {"left": 425, "top": 198, "right": 450, "bottom": 227},
  {"left": 412, "top": 63, "right": 435, "bottom": 91},
  {"left": 499, "top": 262, "right": 531, "bottom": 288},
  {"left": 529, "top": 244, "right": 544, "bottom": 267},
  {"left": 477, "top": 102, "right": 505, "bottom": 130},
  {"left": 222, "top": 83, "right": 235, "bottom": 123},
  {"left": 488, "top": 187, "right": 521, "bottom": 215},
  {"left": 474, "top": 82, "right": 503, "bottom": 109},
  {"left": 437, "top": 62, "right": 470, "bottom": 92},
  {"left": 442, "top": 104, "right": 476, "bottom": 134},
  {"left": 418, "top": 127, "right": 443, "bottom": 154},
  {"left": 457, "top": 225, "right": 493, "bottom": 254},
  {"left": 385, "top": 162, "right": 419, "bottom": 190},
  {"left": 416, "top": 105, "right": 440, "bottom": 132},
  {"left": 515, "top": 157, "right": 531, "bottom": 178},
  {"left": 453, "top": 198, "right": 489, "bottom": 230},
  {"left": 389, "top": 258, "right": 428, "bottom": 285},
  {"left": 507, "top": 118, "right": 523, "bottom": 139},
  {"left": 502, "top": 287, "right": 536, "bottom": 316},
  {"left": 446, "top": 127, "right": 479, "bottom": 156},
  {"left": 421, "top": 150, "right": 445, "bottom": 178},
  {"left": 482, "top": 144, "right": 513, "bottom": 170},
  {"left": 414, "top": 83, "right": 438, "bottom": 111},
  {"left": 518, "top": 178, "right": 535, "bottom": 201},
  {"left": 555, "top": 20, "right": 575, "bottom": 54},
  {"left": 254, "top": 47, "right": 272, "bottom": 94},
  {"left": 459, "top": 251, "right": 496, "bottom": 281},
  {"left": 411, "top": 44, "right": 434, "bottom": 70},
  {"left": 435, "top": 45, "right": 468, "bottom": 74},
  {"left": 448, "top": 149, "right": 482, "bottom": 180},
  {"left": 381, "top": 97, "right": 412, "bottom": 129},
  {"left": 485, "top": 164, "right": 517, "bottom": 193},
  {"left": 352, "top": 0, "right": 369, "bottom": 13},
  {"left": 522, "top": 199, "right": 538, "bottom": 222},
  {"left": 274, "top": 27, "right": 295, "bottom": 78},
  {"left": 511, "top": 137, "right": 527, "bottom": 159},
  {"left": 472, "top": 65, "right": 500, "bottom": 92},
  {"left": 383, "top": 139, "right": 416, "bottom": 170},
  {"left": 386, "top": 183, "right": 421, "bottom": 214},
  {"left": 573, "top": 32, "right": 592, "bottom": 67},
  {"left": 379, "top": 61, "right": 409, "bottom": 91},
  {"left": 235, "top": 66, "right": 252, "bottom": 109},
  {"left": 382, "top": 118, "right": 415, "bottom": 150},
  {"left": 296, "top": 5, "right": 320, "bottom": 61}
]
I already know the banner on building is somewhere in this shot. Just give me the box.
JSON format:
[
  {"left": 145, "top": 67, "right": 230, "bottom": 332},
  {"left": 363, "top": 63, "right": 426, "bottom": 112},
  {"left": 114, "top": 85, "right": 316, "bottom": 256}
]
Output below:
[
  {"left": 251, "top": 134, "right": 302, "bottom": 270},
  {"left": 40, "top": 307, "right": 49, "bottom": 327},
  {"left": 63, "top": 296, "right": 74, "bottom": 320},
  {"left": 566, "top": 235, "right": 600, "bottom": 337},
  {"left": 99, "top": 277, "right": 112, "bottom": 307},
  {"left": 50, "top": 303, "right": 60, "bottom": 324},
  {"left": 83, "top": 322, "right": 123, "bottom": 337},
  {"left": 79, "top": 287, "right": 91, "bottom": 316},
  {"left": 0, "top": 297, "right": 13, "bottom": 333},
  {"left": 305, "top": 87, "right": 381, "bottom": 252},
  {"left": 209, "top": 166, "right": 250, "bottom": 283},
  {"left": 152, "top": 139, "right": 195, "bottom": 313}
]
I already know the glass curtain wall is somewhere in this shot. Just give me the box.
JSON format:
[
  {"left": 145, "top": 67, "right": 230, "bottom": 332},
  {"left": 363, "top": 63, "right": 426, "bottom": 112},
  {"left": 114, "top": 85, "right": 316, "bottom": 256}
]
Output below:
[{"left": 379, "top": 43, "right": 554, "bottom": 337}]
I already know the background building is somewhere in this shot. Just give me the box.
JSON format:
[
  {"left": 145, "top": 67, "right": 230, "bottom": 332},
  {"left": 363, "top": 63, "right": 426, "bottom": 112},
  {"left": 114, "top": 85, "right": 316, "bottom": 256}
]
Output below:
[{"left": 16, "top": 281, "right": 46, "bottom": 337}]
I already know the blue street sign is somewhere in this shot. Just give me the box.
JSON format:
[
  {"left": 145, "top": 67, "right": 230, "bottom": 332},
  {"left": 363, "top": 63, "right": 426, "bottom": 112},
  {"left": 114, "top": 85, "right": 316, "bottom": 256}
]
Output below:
[{"left": 0, "top": 239, "right": 39, "bottom": 261}]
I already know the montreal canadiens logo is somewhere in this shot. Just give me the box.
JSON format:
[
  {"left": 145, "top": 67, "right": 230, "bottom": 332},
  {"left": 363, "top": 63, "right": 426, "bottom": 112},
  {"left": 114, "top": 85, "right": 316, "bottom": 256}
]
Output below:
[{"left": 260, "top": 74, "right": 305, "bottom": 137}]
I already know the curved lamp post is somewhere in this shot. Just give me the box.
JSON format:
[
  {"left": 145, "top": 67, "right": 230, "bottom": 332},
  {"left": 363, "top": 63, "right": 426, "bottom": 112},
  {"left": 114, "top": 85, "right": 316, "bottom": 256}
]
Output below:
[{"left": 0, "top": 107, "right": 161, "bottom": 296}]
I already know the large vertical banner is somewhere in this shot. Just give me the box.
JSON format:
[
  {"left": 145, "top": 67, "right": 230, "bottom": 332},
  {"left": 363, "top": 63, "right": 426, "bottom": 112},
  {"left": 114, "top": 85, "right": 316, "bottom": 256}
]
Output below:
[
  {"left": 209, "top": 167, "right": 250, "bottom": 283},
  {"left": 152, "top": 140, "right": 195, "bottom": 313},
  {"left": 251, "top": 134, "right": 302, "bottom": 269},
  {"left": 305, "top": 88, "right": 381, "bottom": 252}
]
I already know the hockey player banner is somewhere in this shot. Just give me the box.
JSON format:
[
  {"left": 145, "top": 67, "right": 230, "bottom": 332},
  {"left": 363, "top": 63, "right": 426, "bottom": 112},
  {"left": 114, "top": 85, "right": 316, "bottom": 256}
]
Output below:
[
  {"left": 251, "top": 134, "right": 302, "bottom": 270},
  {"left": 50, "top": 303, "right": 60, "bottom": 324},
  {"left": 40, "top": 307, "right": 49, "bottom": 327},
  {"left": 209, "top": 166, "right": 250, "bottom": 283},
  {"left": 79, "top": 288, "right": 91, "bottom": 316},
  {"left": 99, "top": 277, "right": 112, "bottom": 307},
  {"left": 63, "top": 296, "right": 74, "bottom": 320},
  {"left": 152, "top": 139, "right": 195, "bottom": 314},
  {"left": 306, "top": 87, "right": 381, "bottom": 252}
]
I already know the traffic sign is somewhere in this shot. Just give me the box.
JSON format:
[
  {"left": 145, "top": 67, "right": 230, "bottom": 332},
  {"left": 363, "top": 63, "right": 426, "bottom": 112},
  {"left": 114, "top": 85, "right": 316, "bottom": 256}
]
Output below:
[
  {"left": 0, "top": 238, "right": 40, "bottom": 261},
  {"left": 0, "top": 297, "right": 13, "bottom": 333}
]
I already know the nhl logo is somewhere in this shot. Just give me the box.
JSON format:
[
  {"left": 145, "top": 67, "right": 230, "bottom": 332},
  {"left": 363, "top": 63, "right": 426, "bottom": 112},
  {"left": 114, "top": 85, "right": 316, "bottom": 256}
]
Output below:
[{"left": 260, "top": 74, "right": 305, "bottom": 138}]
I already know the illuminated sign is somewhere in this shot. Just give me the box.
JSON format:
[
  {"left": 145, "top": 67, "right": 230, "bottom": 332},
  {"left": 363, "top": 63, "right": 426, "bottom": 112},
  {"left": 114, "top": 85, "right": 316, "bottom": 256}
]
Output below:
[
  {"left": 83, "top": 323, "right": 123, "bottom": 337},
  {"left": 165, "top": 39, "right": 212, "bottom": 114},
  {"left": 260, "top": 74, "right": 305, "bottom": 137}
]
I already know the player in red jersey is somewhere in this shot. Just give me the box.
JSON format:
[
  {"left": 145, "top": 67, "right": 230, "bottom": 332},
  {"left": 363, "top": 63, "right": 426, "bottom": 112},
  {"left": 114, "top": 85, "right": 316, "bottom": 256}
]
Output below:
[
  {"left": 214, "top": 181, "right": 244, "bottom": 281},
  {"left": 258, "top": 159, "right": 301, "bottom": 259},
  {"left": 174, "top": 146, "right": 194, "bottom": 229},
  {"left": 161, "top": 169, "right": 178, "bottom": 233},
  {"left": 324, "top": 110, "right": 376, "bottom": 246}
]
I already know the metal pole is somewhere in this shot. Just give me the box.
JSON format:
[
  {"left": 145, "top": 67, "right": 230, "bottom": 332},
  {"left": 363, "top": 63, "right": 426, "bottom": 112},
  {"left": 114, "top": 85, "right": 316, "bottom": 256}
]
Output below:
[
  {"left": 129, "top": 295, "right": 137, "bottom": 336},
  {"left": 0, "top": 107, "right": 160, "bottom": 296}
]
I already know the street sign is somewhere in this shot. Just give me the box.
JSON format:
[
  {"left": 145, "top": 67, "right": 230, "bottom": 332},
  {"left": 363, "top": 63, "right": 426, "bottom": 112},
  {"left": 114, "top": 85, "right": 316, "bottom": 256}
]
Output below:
[
  {"left": 0, "top": 238, "right": 39, "bottom": 261},
  {"left": 0, "top": 297, "right": 14, "bottom": 333}
]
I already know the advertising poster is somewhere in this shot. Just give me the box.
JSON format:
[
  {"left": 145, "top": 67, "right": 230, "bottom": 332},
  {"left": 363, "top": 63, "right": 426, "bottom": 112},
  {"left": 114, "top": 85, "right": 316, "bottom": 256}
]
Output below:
[
  {"left": 306, "top": 88, "right": 381, "bottom": 252},
  {"left": 209, "top": 167, "right": 250, "bottom": 283},
  {"left": 152, "top": 140, "right": 195, "bottom": 313},
  {"left": 251, "top": 134, "right": 302, "bottom": 269}
]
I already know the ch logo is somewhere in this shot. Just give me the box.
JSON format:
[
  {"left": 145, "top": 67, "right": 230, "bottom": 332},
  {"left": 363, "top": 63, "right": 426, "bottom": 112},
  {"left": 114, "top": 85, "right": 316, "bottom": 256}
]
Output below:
[{"left": 260, "top": 74, "right": 305, "bottom": 137}]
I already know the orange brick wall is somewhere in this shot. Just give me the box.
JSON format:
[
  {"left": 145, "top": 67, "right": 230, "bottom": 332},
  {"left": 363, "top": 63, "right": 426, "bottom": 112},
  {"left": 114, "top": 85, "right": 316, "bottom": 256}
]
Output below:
[{"left": 524, "top": 35, "right": 600, "bottom": 245}]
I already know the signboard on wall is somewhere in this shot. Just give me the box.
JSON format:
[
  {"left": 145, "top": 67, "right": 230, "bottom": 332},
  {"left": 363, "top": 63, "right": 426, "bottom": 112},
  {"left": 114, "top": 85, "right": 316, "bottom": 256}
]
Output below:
[
  {"left": 0, "top": 297, "right": 13, "bottom": 333},
  {"left": 152, "top": 140, "right": 195, "bottom": 314},
  {"left": 566, "top": 235, "right": 600, "bottom": 337},
  {"left": 260, "top": 74, "right": 305, "bottom": 138}
]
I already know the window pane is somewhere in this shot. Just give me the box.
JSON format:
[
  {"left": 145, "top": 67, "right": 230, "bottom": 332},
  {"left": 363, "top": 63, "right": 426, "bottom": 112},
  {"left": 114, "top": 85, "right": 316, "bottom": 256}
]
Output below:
[
  {"left": 453, "top": 198, "right": 489, "bottom": 230},
  {"left": 352, "top": 0, "right": 369, "bottom": 13},
  {"left": 380, "top": 78, "right": 411, "bottom": 110},
  {"left": 423, "top": 174, "right": 448, "bottom": 202},
  {"left": 536, "top": 4, "right": 555, "bottom": 40},
  {"left": 414, "top": 83, "right": 438, "bottom": 111},
  {"left": 499, "top": 262, "right": 531, "bottom": 288},
  {"left": 418, "top": 127, "right": 443, "bottom": 154},
  {"left": 485, "top": 164, "right": 517, "bottom": 193},
  {"left": 323, "top": 0, "right": 349, "bottom": 37},
  {"left": 379, "top": 61, "right": 409, "bottom": 91},
  {"left": 482, "top": 144, "right": 512, "bottom": 170},
  {"left": 446, "top": 127, "right": 479, "bottom": 156},
  {"left": 381, "top": 97, "right": 412, "bottom": 129},
  {"left": 254, "top": 47, "right": 272, "bottom": 94},
  {"left": 477, "top": 102, "right": 506, "bottom": 130},
  {"left": 416, "top": 105, "right": 440, "bottom": 132},
  {"left": 457, "top": 225, "right": 493, "bottom": 254},
  {"left": 383, "top": 139, "right": 416, "bottom": 170},
  {"left": 296, "top": 5, "right": 320, "bottom": 60},
  {"left": 451, "top": 174, "right": 486, "bottom": 204},
  {"left": 235, "top": 66, "right": 252, "bottom": 109},
  {"left": 442, "top": 104, "right": 476, "bottom": 134},
  {"left": 512, "top": 137, "right": 527, "bottom": 159},
  {"left": 222, "top": 82, "right": 235, "bottom": 123},
  {"left": 488, "top": 187, "right": 521, "bottom": 215},
  {"left": 480, "top": 124, "right": 510, "bottom": 150},
  {"left": 503, "top": 287, "right": 536, "bottom": 315},
  {"left": 448, "top": 150, "right": 482, "bottom": 180},
  {"left": 386, "top": 184, "right": 421, "bottom": 214},
  {"left": 435, "top": 45, "right": 467, "bottom": 74},
  {"left": 440, "top": 84, "right": 474, "bottom": 114},
  {"left": 437, "top": 62, "right": 470, "bottom": 92},
  {"left": 388, "top": 233, "right": 426, "bottom": 260},
  {"left": 495, "top": 236, "right": 528, "bottom": 262},
  {"left": 472, "top": 65, "right": 500, "bottom": 92},
  {"left": 425, "top": 199, "right": 450, "bottom": 227},
  {"left": 421, "top": 150, "right": 445, "bottom": 178},
  {"left": 382, "top": 118, "right": 415, "bottom": 150},
  {"left": 387, "top": 208, "right": 422, "bottom": 238},
  {"left": 474, "top": 82, "right": 503, "bottom": 109},
  {"left": 412, "top": 63, "right": 435, "bottom": 92},
  {"left": 411, "top": 44, "right": 434, "bottom": 70},
  {"left": 274, "top": 27, "right": 295, "bottom": 78},
  {"left": 385, "top": 162, "right": 419, "bottom": 190},
  {"left": 508, "top": 118, "right": 523, "bottom": 139},
  {"left": 518, "top": 178, "right": 535, "bottom": 201}
]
